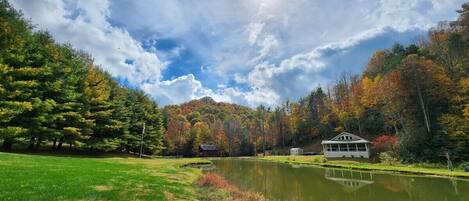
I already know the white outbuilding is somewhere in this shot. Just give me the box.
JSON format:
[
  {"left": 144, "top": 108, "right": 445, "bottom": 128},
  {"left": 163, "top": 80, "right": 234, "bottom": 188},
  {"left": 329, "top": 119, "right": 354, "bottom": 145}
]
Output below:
[
  {"left": 321, "top": 132, "right": 371, "bottom": 158},
  {"left": 290, "top": 148, "right": 304, "bottom": 156}
]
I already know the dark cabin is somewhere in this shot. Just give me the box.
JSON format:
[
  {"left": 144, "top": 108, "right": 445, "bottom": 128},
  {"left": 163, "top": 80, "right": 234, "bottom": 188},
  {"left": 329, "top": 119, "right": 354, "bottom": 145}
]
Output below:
[{"left": 199, "top": 144, "right": 218, "bottom": 157}]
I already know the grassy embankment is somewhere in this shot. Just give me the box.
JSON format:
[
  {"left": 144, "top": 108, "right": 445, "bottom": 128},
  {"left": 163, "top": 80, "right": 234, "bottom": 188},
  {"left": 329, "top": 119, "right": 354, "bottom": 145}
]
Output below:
[
  {"left": 0, "top": 152, "right": 216, "bottom": 201},
  {"left": 259, "top": 155, "right": 469, "bottom": 178}
]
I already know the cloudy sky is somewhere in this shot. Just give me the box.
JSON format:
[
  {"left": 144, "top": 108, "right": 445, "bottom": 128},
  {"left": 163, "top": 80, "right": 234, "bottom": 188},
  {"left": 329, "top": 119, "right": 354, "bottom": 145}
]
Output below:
[{"left": 10, "top": 0, "right": 465, "bottom": 107}]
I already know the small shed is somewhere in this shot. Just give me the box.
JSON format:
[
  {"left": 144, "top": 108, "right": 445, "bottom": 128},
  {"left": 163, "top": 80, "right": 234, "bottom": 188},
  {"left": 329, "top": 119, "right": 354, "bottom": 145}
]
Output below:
[
  {"left": 290, "top": 148, "right": 304, "bottom": 156},
  {"left": 199, "top": 144, "right": 218, "bottom": 157},
  {"left": 321, "top": 132, "right": 371, "bottom": 158}
]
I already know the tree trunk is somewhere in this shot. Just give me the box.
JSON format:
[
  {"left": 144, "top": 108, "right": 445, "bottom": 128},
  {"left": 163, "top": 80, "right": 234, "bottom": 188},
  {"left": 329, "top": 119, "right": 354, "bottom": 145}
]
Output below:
[
  {"left": 52, "top": 138, "right": 57, "bottom": 150},
  {"left": 393, "top": 123, "right": 399, "bottom": 135},
  {"left": 416, "top": 84, "right": 431, "bottom": 133},
  {"left": 57, "top": 138, "right": 64, "bottom": 151},
  {"left": 357, "top": 119, "right": 362, "bottom": 135},
  {"left": 262, "top": 121, "right": 266, "bottom": 157},
  {"left": 28, "top": 137, "right": 35, "bottom": 150},
  {"left": 2, "top": 138, "right": 13, "bottom": 150},
  {"left": 280, "top": 122, "right": 285, "bottom": 153},
  {"left": 34, "top": 137, "right": 42, "bottom": 150}
]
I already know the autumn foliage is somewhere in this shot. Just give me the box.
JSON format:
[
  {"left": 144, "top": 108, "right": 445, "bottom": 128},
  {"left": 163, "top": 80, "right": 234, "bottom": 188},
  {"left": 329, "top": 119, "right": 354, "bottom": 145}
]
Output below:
[
  {"left": 197, "top": 173, "right": 266, "bottom": 201},
  {"left": 372, "top": 134, "right": 399, "bottom": 153}
]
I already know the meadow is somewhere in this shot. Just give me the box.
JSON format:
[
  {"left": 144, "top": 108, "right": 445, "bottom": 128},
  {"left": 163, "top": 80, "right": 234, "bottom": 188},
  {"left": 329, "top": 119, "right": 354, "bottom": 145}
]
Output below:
[{"left": 0, "top": 152, "right": 209, "bottom": 201}]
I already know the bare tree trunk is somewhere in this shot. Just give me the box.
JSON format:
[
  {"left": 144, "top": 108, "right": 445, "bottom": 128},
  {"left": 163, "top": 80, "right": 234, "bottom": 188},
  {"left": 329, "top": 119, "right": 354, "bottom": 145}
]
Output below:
[
  {"left": 357, "top": 119, "right": 362, "bottom": 135},
  {"left": 280, "top": 121, "right": 285, "bottom": 153},
  {"left": 416, "top": 84, "right": 431, "bottom": 133},
  {"left": 393, "top": 123, "right": 399, "bottom": 135},
  {"left": 262, "top": 118, "right": 266, "bottom": 157}
]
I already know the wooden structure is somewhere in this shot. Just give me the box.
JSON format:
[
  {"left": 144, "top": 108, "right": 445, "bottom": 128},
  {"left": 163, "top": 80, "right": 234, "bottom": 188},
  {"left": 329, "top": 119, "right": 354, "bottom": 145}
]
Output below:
[
  {"left": 321, "top": 132, "right": 371, "bottom": 158},
  {"left": 199, "top": 144, "right": 219, "bottom": 157}
]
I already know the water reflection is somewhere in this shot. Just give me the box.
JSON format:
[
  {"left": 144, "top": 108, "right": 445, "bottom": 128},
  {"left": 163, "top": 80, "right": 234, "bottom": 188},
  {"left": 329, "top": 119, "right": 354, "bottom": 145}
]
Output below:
[
  {"left": 211, "top": 159, "right": 469, "bottom": 201},
  {"left": 324, "top": 169, "right": 373, "bottom": 192}
]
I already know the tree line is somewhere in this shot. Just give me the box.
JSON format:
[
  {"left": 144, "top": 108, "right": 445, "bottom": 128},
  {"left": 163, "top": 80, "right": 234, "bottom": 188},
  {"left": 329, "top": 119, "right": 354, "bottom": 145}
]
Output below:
[
  {"left": 163, "top": 3, "right": 468, "bottom": 162},
  {"left": 1, "top": 1, "right": 467, "bottom": 163},
  {"left": 0, "top": 1, "right": 164, "bottom": 155}
]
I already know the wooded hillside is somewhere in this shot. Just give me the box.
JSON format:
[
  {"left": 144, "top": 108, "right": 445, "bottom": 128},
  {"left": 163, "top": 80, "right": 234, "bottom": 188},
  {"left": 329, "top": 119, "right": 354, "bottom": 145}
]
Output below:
[{"left": 0, "top": 0, "right": 467, "bottom": 163}]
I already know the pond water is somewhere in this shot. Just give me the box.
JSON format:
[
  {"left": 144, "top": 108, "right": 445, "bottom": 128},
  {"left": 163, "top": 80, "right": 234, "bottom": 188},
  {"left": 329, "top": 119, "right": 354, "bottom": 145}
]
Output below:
[{"left": 211, "top": 159, "right": 469, "bottom": 201}]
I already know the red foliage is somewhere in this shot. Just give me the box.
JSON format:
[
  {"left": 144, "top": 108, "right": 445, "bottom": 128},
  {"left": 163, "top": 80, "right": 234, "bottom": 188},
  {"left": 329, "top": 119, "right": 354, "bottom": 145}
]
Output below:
[
  {"left": 197, "top": 173, "right": 238, "bottom": 193},
  {"left": 372, "top": 134, "right": 398, "bottom": 153}
]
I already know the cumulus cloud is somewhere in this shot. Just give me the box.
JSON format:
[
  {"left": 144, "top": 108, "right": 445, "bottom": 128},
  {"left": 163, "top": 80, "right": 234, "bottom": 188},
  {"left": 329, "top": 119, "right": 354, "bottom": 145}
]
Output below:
[
  {"left": 10, "top": 0, "right": 466, "bottom": 107},
  {"left": 10, "top": 0, "right": 165, "bottom": 84}
]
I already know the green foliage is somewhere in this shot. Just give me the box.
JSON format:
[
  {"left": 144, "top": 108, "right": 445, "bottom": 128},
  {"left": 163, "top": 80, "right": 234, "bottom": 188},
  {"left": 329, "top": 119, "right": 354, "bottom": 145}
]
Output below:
[
  {"left": 0, "top": 1, "right": 164, "bottom": 154},
  {"left": 1, "top": 0, "right": 467, "bottom": 164},
  {"left": 379, "top": 151, "right": 400, "bottom": 165}
]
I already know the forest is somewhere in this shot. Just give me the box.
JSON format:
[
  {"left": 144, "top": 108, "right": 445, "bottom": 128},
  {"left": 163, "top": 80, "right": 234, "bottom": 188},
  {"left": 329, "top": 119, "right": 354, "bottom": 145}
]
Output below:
[{"left": 0, "top": 0, "right": 468, "bottom": 163}]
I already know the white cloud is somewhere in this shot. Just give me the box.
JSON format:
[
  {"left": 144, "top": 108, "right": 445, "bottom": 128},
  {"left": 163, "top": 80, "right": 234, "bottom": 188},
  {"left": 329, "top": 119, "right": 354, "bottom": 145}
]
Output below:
[
  {"left": 247, "top": 22, "right": 265, "bottom": 45},
  {"left": 10, "top": 0, "right": 165, "bottom": 84},
  {"left": 10, "top": 0, "right": 466, "bottom": 107}
]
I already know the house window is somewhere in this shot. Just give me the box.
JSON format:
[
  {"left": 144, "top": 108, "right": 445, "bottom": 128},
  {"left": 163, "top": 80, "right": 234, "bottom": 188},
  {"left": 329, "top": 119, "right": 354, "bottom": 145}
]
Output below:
[
  {"left": 331, "top": 144, "right": 339, "bottom": 151},
  {"left": 339, "top": 144, "right": 347, "bottom": 151},
  {"left": 349, "top": 144, "right": 357, "bottom": 151},
  {"left": 357, "top": 144, "right": 366, "bottom": 151}
]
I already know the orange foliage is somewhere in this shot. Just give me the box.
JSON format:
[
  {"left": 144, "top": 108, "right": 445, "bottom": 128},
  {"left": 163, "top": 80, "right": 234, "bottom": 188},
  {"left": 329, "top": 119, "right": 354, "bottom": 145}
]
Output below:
[{"left": 197, "top": 173, "right": 239, "bottom": 193}]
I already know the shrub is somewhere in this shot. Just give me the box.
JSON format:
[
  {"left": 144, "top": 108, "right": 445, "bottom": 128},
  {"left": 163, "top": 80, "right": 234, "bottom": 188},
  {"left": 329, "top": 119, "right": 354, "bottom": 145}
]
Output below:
[
  {"left": 372, "top": 134, "right": 399, "bottom": 153},
  {"left": 379, "top": 151, "right": 400, "bottom": 165},
  {"left": 197, "top": 173, "right": 237, "bottom": 193},
  {"left": 197, "top": 173, "right": 266, "bottom": 201}
]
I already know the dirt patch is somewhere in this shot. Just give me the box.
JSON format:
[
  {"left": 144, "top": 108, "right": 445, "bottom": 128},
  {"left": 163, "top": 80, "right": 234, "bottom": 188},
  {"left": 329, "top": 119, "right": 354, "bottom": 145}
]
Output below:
[{"left": 94, "top": 185, "right": 112, "bottom": 191}]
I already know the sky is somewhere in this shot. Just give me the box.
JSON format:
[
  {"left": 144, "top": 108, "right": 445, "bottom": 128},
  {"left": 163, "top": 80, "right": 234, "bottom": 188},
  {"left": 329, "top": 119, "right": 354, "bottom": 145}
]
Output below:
[{"left": 10, "top": 0, "right": 465, "bottom": 107}]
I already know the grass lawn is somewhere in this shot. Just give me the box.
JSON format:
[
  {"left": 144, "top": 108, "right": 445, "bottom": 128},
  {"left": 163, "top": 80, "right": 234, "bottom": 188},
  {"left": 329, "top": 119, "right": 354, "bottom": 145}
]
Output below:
[
  {"left": 0, "top": 152, "right": 210, "bottom": 201},
  {"left": 259, "top": 155, "right": 469, "bottom": 178}
]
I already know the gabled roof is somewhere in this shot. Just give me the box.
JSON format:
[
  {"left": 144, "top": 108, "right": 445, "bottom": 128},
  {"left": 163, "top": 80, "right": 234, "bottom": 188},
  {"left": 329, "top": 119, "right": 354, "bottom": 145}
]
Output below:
[
  {"left": 199, "top": 144, "right": 218, "bottom": 151},
  {"left": 321, "top": 132, "right": 370, "bottom": 144}
]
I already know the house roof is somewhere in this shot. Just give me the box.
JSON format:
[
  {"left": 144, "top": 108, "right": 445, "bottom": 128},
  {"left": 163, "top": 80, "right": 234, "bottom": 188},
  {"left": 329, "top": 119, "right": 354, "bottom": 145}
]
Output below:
[
  {"left": 199, "top": 144, "right": 218, "bottom": 151},
  {"left": 321, "top": 132, "right": 370, "bottom": 144}
]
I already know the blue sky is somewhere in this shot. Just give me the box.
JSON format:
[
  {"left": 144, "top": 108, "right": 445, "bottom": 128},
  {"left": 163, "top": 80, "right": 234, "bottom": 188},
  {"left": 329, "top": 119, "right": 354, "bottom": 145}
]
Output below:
[{"left": 10, "top": 0, "right": 465, "bottom": 107}]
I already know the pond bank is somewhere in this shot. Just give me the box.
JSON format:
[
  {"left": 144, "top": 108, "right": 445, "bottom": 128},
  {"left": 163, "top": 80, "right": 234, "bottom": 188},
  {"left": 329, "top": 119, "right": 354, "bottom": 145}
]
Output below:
[
  {"left": 255, "top": 155, "right": 469, "bottom": 179},
  {"left": 196, "top": 172, "right": 266, "bottom": 201}
]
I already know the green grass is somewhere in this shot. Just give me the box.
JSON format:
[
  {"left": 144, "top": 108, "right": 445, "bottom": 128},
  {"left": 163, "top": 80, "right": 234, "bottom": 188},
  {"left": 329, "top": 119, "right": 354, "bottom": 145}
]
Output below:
[
  {"left": 0, "top": 152, "right": 210, "bottom": 201},
  {"left": 258, "top": 155, "right": 469, "bottom": 178}
]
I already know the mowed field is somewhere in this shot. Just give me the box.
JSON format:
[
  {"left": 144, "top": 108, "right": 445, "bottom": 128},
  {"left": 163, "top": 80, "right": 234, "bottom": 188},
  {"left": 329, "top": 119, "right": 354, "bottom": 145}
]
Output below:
[{"left": 0, "top": 152, "right": 209, "bottom": 201}]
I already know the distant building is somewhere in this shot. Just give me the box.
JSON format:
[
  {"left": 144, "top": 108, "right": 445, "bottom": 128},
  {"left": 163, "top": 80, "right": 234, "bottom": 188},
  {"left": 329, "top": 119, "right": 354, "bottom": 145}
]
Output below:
[
  {"left": 290, "top": 148, "right": 304, "bottom": 156},
  {"left": 199, "top": 144, "right": 219, "bottom": 157},
  {"left": 321, "top": 132, "right": 371, "bottom": 158}
]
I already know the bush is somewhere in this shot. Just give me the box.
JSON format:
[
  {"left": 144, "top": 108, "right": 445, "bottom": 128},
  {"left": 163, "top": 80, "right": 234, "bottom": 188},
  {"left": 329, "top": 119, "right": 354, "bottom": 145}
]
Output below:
[
  {"left": 457, "top": 162, "right": 469, "bottom": 172},
  {"left": 379, "top": 151, "right": 400, "bottom": 165},
  {"left": 372, "top": 134, "right": 399, "bottom": 153},
  {"left": 197, "top": 173, "right": 266, "bottom": 201},
  {"left": 197, "top": 173, "right": 237, "bottom": 192}
]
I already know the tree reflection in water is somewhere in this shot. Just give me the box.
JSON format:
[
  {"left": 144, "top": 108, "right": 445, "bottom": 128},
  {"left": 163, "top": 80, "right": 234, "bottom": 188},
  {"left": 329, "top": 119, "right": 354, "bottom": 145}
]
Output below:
[{"left": 211, "top": 159, "right": 469, "bottom": 201}]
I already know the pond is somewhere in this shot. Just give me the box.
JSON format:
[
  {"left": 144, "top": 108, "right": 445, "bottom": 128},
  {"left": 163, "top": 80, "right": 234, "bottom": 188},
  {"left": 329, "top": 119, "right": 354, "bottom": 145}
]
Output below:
[{"left": 211, "top": 159, "right": 469, "bottom": 201}]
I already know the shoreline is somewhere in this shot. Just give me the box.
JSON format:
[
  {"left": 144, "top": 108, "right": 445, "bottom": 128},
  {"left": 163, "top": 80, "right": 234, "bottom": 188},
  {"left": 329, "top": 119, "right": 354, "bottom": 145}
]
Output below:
[{"left": 250, "top": 155, "right": 469, "bottom": 179}]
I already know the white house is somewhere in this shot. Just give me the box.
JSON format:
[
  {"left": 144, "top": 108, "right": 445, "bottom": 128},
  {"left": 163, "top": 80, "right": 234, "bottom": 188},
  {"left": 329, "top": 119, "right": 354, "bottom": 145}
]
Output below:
[
  {"left": 321, "top": 132, "right": 371, "bottom": 158},
  {"left": 290, "top": 148, "right": 304, "bottom": 156}
]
